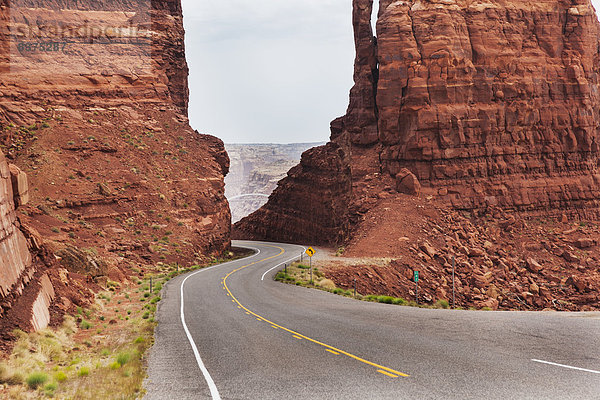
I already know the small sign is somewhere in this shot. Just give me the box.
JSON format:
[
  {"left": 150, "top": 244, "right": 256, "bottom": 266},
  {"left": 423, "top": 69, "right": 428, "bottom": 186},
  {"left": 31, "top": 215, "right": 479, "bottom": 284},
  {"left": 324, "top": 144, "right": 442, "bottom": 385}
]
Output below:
[
  {"left": 414, "top": 271, "right": 419, "bottom": 283},
  {"left": 305, "top": 247, "right": 316, "bottom": 257}
]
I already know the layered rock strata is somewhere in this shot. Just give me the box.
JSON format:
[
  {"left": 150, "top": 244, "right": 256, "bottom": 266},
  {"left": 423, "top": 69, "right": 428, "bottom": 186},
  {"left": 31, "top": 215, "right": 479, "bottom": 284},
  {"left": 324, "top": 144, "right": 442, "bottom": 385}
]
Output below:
[
  {"left": 0, "top": 0, "right": 231, "bottom": 333},
  {"left": 0, "top": 149, "right": 57, "bottom": 334},
  {"left": 236, "top": 0, "right": 600, "bottom": 245}
]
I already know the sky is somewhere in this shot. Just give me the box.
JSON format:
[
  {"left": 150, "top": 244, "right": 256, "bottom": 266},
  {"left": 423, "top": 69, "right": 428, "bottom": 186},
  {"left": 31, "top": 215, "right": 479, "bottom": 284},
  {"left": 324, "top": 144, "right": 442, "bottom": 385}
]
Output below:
[
  {"left": 181, "top": 0, "right": 355, "bottom": 144},
  {"left": 182, "top": 0, "right": 600, "bottom": 144}
]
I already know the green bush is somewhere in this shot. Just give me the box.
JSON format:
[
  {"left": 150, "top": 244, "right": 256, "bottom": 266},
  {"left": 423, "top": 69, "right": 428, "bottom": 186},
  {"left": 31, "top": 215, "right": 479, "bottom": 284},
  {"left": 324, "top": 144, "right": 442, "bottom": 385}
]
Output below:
[
  {"left": 43, "top": 382, "right": 57, "bottom": 396},
  {"left": 377, "top": 296, "right": 395, "bottom": 304},
  {"left": 434, "top": 299, "right": 450, "bottom": 309},
  {"left": 109, "top": 362, "right": 121, "bottom": 370},
  {"left": 297, "top": 264, "right": 310, "bottom": 270},
  {"left": 77, "top": 367, "right": 90, "bottom": 377},
  {"left": 54, "top": 371, "right": 67, "bottom": 382},
  {"left": 116, "top": 352, "right": 131, "bottom": 366},
  {"left": 392, "top": 297, "right": 407, "bottom": 305},
  {"left": 26, "top": 372, "right": 48, "bottom": 389},
  {"left": 80, "top": 320, "right": 92, "bottom": 330}
]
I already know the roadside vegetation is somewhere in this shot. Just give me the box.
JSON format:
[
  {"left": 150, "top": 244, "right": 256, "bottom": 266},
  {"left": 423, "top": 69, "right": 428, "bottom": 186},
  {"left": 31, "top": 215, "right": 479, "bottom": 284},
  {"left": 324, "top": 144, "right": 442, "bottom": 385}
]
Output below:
[
  {"left": 276, "top": 262, "right": 464, "bottom": 310},
  {"left": 0, "top": 251, "right": 250, "bottom": 399}
]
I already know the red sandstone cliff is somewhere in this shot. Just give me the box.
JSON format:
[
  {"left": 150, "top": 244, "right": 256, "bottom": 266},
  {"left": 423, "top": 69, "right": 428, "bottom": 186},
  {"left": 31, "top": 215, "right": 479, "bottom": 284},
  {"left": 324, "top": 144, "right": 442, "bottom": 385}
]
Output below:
[
  {"left": 0, "top": 0, "right": 231, "bottom": 334},
  {"left": 235, "top": 0, "right": 600, "bottom": 245}
]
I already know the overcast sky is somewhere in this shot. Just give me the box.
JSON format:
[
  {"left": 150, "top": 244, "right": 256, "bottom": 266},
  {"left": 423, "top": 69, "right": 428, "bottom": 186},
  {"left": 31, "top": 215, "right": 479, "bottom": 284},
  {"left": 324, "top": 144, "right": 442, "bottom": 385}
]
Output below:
[{"left": 182, "top": 0, "right": 600, "bottom": 144}]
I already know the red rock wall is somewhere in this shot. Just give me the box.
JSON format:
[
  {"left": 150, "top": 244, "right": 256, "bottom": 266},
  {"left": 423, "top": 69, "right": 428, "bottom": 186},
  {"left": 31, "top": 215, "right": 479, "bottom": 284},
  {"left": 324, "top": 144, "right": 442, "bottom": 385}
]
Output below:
[
  {"left": 0, "top": 0, "right": 231, "bottom": 333},
  {"left": 376, "top": 0, "right": 600, "bottom": 215},
  {"left": 0, "top": 149, "right": 56, "bottom": 334},
  {"left": 0, "top": 0, "right": 189, "bottom": 115},
  {"left": 236, "top": 0, "right": 600, "bottom": 245},
  {"left": 0, "top": 0, "right": 230, "bottom": 258},
  {"left": 0, "top": 150, "right": 31, "bottom": 299}
]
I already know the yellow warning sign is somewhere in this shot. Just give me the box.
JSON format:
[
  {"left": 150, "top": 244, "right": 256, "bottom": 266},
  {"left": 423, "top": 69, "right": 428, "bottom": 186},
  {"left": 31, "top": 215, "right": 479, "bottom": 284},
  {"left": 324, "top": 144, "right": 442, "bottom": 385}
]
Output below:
[{"left": 305, "top": 247, "right": 316, "bottom": 257}]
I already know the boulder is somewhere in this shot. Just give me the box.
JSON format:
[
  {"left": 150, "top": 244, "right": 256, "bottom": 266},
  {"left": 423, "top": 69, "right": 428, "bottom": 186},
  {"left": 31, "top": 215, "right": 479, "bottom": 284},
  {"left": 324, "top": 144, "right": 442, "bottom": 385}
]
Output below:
[
  {"left": 574, "top": 238, "right": 595, "bottom": 249},
  {"left": 526, "top": 258, "right": 542, "bottom": 273},
  {"left": 9, "top": 164, "right": 29, "bottom": 207},
  {"left": 395, "top": 169, "right": 421, "bottom": 196}
]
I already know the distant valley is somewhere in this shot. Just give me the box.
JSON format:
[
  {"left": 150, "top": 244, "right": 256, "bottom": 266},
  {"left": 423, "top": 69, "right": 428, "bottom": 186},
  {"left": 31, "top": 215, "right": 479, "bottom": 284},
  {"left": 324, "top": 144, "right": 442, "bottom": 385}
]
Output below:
[{"left": 225, "top": 143, "right": 325, "bottom": 223}]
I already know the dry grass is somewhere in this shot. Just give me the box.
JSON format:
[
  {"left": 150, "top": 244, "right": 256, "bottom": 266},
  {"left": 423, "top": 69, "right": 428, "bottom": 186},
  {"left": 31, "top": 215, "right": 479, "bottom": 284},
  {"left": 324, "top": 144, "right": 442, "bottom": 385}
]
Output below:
[{"left": 0, "top": 275, "right": 159, "bottom": 399}]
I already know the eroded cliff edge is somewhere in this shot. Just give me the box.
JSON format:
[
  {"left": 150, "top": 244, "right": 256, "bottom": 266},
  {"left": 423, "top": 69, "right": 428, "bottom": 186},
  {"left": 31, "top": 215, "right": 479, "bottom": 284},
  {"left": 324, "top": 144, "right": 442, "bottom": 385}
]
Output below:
[
  {"left": 0, "top": 0, "right": 230, "bottom": 334},
  {"left": 235, "top": 0, "right": 600, "bottom": 245}
]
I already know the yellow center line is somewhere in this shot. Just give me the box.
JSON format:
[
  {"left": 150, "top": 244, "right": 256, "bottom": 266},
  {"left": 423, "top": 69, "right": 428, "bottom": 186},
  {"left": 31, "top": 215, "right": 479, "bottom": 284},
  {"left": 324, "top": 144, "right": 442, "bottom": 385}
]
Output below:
[
  {"left": 271, "top": 325, "right": 279, "bottom": 329},
  {"left": 378, "top": 370, "right": 399, "bottom": 378},
  {"left": 223, "top": 244, "right": 410, "bottom": 378},
  {"left": 326, "top": 349, "right": 340, "bottom": 355},
  {"left": 293, "top": 335, "right": 303, "bottom": 340}
]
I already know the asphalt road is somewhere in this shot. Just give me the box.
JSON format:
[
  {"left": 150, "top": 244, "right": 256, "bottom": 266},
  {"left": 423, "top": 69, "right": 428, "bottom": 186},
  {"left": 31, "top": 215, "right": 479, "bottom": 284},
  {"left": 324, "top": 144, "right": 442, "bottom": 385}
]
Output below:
[{"left": 145, "top": 240, "right": 600, "bottom": 399}]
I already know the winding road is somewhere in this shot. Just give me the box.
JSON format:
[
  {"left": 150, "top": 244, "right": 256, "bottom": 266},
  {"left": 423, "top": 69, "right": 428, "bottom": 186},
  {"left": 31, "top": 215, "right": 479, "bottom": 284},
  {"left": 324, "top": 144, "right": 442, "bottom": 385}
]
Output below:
[{"left": 145, "top": 241, "right": 600, "bottom": 399}]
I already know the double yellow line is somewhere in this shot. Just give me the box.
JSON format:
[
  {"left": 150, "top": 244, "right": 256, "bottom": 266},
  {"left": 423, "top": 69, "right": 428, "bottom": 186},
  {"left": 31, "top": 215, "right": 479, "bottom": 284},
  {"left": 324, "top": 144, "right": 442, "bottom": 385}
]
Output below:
[{"left": 222, "top": 245, "right": 409, "bottom": 379}]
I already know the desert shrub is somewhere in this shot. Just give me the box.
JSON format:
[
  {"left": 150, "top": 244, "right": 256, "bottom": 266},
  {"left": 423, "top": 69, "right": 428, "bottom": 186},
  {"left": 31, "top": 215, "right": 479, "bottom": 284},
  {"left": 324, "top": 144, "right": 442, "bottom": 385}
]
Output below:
[
  {"left": 80, "top": 320, "right": 92, "bottom": 330},
  {"left": 26, "top": 372, "right": 48, "bottom": 389},
  {"left": 109, "top": 362, "right": 121, "bottom": 370},
  {"left": 393, "top": 297, "right": 407, "bottom": 305},
  {"left": 116, "top": 352, "right": 131, "bottom": 366},
  {"left": 54, "top": 371, "right": 67, "bottom": 382},
  {"left": 435, "top": 299, "right": 450, "bottom": 309},
  {"left": 377, "top": 296, "right": 395, "bottom": 304}
]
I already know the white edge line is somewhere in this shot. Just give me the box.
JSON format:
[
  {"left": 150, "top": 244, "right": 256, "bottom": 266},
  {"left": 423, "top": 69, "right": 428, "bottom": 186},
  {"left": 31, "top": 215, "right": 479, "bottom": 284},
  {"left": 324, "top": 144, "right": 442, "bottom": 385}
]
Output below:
[
  {"left": 532, "top": 359, "right": 600, "bottom": 375},
  {"left": 179, "top": 247, "right": 261, "bottom": 399},
  {"left": 260, "top": 246, "right": 308, "bottom": 281}
]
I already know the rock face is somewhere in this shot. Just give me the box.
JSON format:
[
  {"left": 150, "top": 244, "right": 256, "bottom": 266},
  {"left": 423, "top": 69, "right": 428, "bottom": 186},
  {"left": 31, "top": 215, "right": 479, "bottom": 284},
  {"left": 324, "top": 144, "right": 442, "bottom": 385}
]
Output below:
[
  {"left": 0, "top": 151, "right": 31, "bottom": 300},
  {"left": 233, "top": 143, "right": 352, "bottom": 245},
  {"left": 0, "top": 150, "right": 57, "bottom": 334},
  {"left": 0, "top": 0, "right": 231, "bottom": 333},
  {"left": 236, "top": 0, "right": 600, "bottom": 245}
]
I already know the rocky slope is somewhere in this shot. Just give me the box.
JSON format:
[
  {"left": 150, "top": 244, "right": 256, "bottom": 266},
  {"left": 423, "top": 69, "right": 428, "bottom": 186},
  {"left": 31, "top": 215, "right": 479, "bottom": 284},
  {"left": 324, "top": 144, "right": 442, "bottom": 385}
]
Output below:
[
  {"left": 0, "top": 0, "right": 230, "bottom": 334},
  {"left": 236, "top": 0, "right": 600, "bottom": 243},
  {"left": 225, "top": 143, "right": 324, "bottom": 223}
]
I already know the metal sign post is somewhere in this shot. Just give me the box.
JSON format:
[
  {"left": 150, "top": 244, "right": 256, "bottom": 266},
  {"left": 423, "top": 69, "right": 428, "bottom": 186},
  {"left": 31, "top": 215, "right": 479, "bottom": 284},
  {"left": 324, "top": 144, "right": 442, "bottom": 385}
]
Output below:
[
  {"left": 354, "top": 279, "right": 357, "bottom": 297},
  {"left": 452, "top": 256, "right": 456, "bottom": 309},
  {"left": 306, "top": 247, "right": 316, "bottom": 284},
  {"left": 414, "top": 271, "right": 419, "bottom": 305}
]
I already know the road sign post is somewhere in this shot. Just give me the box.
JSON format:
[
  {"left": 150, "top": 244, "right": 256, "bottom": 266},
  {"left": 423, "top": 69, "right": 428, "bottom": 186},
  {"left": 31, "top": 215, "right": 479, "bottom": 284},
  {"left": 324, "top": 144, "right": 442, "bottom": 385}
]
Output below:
[
  {"left": 306, "top": 247, "right": 315, "bottom": 284},
  {"left": 452, "top": 256, "right": 456, "bottom": 309},
  {"left": 414, "top": 271, "right": 419, "bottom": 304},
  {"left": 354, "top": 279, "right": 357, "bottom": 297}
]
